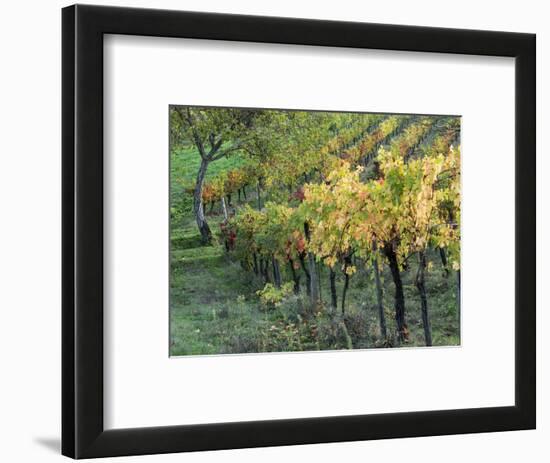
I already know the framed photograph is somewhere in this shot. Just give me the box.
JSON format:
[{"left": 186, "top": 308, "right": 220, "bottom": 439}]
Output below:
[{"left": 62, "top": 4, "right": 536, "bottom": 459}]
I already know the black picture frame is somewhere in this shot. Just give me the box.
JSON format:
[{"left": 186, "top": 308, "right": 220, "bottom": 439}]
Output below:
[{"left": 62, "top": 4, "right": 536, "bottom": 459}]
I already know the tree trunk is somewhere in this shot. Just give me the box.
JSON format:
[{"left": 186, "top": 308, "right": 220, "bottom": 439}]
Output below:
[
  {"left": 261, "top": 258, "right": 270, "bottom": 284},
  {"left": 257, "top": 180, "right": 262, "bottom": 211},
  {"left": 317, "top": 261, "right": 323, "bottom": 303},
  {"left": 299, "top": 253, "right": 311, "bottom": 296},
  {"left": 372, "top": 242, "right": 387, "bottom": 339},
  {"left": 329, "top": 268, "right": 338, "bottom": 311},
  {"left": 341, "top": 255, "right": 352, "bottom": 315},
  {"left": 193, "top": 158, "right": 212, "bottom": 244},
  {"left": 384, "top": 242, "right": 407, "bottom": 342},
  {"left": 415, "top": 251, "right": 432, "bottom": 346},
  {"left": 308, "top": 251, "right": 319, "bottom": 307},
  {"left": 288, "top": 259, "right": 301, "bottom": 294},
  {"left": 253, "top": 252, "right": 259, "bottom": 275},
  {"left": 304, "top": 222, "right": 319, "bottom": 307},
  {"left": 243, "top": 185, "right": 247, "bottom": 200},
  {"left": 439, "top": 247, "right": 449, "bottom": 277},
  {"left": 237, "top": 189, "right": 241, "bottom": 202},
  {"left": 221, "top": 197, "right": 228, "bottom": 221},
  {"left": 272, "top": 256, "right": 282, "bottom": 288}
]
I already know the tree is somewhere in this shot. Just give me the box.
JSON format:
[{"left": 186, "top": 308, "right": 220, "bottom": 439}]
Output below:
[
  {"left": 367, "top": 144, "right": 460, "bottom": 345},
  {"left": 170, "top": 106, "right": 272, "bottom": 244},
  {"left": 299, "top": 160, "right": 360, "bottom": 314}
]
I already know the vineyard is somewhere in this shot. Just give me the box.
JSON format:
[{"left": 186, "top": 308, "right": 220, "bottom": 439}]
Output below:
[{"left": 170, "top": 107, "right": 461, "bottom": 356}]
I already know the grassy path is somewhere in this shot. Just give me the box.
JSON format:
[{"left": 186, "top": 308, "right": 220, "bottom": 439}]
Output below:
[{"left": 170, "top": 216, "right": 261, "bottom": 355}]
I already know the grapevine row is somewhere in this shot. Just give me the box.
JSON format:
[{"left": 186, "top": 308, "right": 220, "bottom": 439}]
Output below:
[{"left": 223, "top": 143, "right": 460, "bottom": 346}]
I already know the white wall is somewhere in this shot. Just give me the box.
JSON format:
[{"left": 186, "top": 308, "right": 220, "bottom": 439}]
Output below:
[{"left": 0, "top": 0, "right": 546, "bottom": 462}]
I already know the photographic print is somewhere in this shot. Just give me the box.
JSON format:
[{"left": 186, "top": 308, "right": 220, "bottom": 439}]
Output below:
[{"left": 170, "top": 107, "right": 461, "bottom": 356}]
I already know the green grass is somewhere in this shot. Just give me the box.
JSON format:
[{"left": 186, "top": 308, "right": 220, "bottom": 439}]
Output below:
[{"left": 171, "top": 144, "right": 247, "bottom": 182}]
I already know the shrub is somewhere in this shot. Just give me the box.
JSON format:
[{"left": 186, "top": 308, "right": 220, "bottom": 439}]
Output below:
[{"left": 256, "top": 282, "right": 294, "bottom": 309}]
